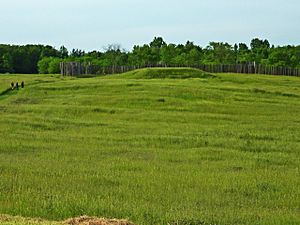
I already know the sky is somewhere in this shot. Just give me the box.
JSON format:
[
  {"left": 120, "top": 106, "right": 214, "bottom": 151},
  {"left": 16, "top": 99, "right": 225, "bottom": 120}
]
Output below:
[{"left": 0, "top": 0, "right": 299, "bottom": 51}]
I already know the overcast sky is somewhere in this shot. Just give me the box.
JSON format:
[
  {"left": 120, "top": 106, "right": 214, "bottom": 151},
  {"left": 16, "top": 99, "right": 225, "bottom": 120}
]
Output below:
[{"left": 0, "top": 0, "right": 299, "bottom": 51}]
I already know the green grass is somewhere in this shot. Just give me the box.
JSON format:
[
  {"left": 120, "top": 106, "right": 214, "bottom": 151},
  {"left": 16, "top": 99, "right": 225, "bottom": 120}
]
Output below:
[
  {"left": 0, "top": 69, "right": 299, "bottom": 225},
  {"left": 119, "top": 67, "right": 215, "bottom": 79}
]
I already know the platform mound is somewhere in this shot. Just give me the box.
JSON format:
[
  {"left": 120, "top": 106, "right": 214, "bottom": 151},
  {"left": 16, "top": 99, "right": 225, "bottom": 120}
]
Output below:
[{"left": 121, "top": 67, "right": 215, "bottom": 79}]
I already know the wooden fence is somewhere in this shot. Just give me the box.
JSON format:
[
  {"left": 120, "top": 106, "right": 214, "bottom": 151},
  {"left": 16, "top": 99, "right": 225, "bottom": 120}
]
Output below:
[
  {"left": 60, "top": 62, "right": 300, "bottom": 77},
  {"left": 194, "top": 64, "right": 299, "bottom": 76},
  {"left": 60, "top": 62, "right": 100, "bottom": 76}
]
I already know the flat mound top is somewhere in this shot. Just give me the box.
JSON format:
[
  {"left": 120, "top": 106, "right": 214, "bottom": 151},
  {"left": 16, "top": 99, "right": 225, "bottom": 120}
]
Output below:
[
  {"left": 120, "top": 67, "right": 215, "bottom": 79},
  {"left": 0, "top": 215, "right": 134, "bottom": 225}
]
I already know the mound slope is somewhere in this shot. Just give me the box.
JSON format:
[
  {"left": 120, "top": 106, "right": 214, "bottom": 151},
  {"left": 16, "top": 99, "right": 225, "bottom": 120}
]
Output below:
[{"left": 121, "top": 67, "right": 215, "bottom": 79}]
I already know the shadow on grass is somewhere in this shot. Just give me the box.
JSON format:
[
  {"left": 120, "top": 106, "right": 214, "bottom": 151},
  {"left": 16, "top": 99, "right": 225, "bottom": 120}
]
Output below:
[
  {"left": 0, "top": 88, "right": 12, "bottom": 96},
  {"left": 0, "top": 88, "right": 18, "bottom": 101}
]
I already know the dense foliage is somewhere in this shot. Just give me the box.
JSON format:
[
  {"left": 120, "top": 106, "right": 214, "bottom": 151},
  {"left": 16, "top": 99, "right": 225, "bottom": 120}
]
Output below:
[{"left": 0, "top": 37, "right": 299, "bottom": 74}]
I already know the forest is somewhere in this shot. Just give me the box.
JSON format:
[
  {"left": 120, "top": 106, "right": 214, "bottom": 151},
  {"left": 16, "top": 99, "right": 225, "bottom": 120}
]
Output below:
[{"left": 0, "top": 37, "right": 299, "bottom": 74}]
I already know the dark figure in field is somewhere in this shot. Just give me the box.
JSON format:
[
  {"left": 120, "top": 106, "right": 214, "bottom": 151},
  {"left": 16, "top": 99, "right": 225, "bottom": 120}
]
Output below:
[
  {"left": 11, "top": 82, "right": 14, "bottom": 89},
  {"left": 21, "top": 81, "right": 24, "bottom": 88},
  {"left": 16, "top": 82, "right": 19, "bottom": 89}
]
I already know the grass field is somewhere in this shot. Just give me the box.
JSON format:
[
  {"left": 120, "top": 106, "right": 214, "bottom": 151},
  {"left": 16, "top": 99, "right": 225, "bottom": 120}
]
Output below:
[{"left": 0, "top": 68, "right": 299, "bottom": 225}]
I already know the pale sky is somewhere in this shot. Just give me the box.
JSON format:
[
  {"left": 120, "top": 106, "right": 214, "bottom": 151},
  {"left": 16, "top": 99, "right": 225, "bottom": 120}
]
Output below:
[{"left": 0, "top": 0, "right": 299, "bottom": 51}]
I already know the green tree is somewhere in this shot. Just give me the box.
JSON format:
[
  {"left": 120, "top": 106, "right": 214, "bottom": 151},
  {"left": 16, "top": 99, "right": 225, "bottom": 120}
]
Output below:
[
  {"left": 59, "top": 46, "right": 69, "bottom": 58},
  {"left": 250, "top": 38, "right": 270, "bottom": 63},
  {"left": 0, "top": 53, "right": 14, "bottom": 73},
  {"left": 37, "top": 57, "right": 52, "bottom": 74},
  {"left": 48, "top": 58, "right": 61, "bottom": 74},
  {"left": 203, "top": 42, "right": 235, "bottom": 64},
  {"left": 149, "top": 37, "right": 166, "bottom": 49},
  {"left": 161, "top": 44, "right": 177, "bottom": 66},
  {"left": 41, "top": 45, "right": 60, "bottom": 58},
  {"left": 236, "top": 43, "right": 251, "bottom": 63}
]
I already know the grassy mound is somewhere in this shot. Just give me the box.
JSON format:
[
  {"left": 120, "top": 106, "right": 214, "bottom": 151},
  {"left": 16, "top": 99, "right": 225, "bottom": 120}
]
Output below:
[
  {"left": 0, "top": 215, "right": 134, "bottom": 225},
  {"left": 121, "top": 67, "right": 215, "bottom": 79},
  {"left": 0, "top": 73, "right": 300, "bottom": 224}
]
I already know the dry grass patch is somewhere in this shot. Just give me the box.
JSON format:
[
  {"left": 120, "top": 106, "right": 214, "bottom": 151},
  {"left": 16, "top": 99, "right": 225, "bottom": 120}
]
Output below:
[
  {"left": 64, "top": 216, "right": 134, "bottom": 225},
  {"left": 0, "top": 215, "right": 134, "bottom": 225}
]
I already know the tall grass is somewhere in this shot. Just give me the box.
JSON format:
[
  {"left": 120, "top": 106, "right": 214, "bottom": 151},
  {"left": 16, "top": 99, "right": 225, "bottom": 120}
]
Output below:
[{"left": 0, "top": 71, "right": 299, "bottom": 225}]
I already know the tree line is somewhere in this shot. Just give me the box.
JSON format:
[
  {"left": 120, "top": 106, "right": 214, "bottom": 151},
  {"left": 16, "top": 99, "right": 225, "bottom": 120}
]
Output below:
[{"left": 0, "top": 37, "right": 299, "bottom": 74}]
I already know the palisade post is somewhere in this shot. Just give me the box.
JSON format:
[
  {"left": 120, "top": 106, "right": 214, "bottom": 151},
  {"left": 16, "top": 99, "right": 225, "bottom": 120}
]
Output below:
[{"left": 60, "top": 62, "right": 300, "bottom": 77}]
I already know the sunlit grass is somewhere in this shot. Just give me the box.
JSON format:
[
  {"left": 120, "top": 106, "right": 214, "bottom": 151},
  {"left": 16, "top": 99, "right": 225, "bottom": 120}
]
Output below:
[{"left": 0, "top": 71, "right": 299, "bottom": 225}]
